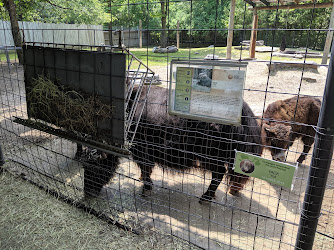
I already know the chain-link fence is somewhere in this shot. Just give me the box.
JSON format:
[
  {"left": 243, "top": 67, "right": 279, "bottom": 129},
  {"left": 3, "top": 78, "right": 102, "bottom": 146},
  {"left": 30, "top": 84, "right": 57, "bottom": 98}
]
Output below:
[{"left": 1, "top": 0, "right": 334, "bottom": 249}]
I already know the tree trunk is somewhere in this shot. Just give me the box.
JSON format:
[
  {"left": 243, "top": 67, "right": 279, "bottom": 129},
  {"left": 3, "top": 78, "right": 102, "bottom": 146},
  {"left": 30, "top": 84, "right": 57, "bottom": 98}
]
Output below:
[
  {"left": 280, "top": 34, "right": 286, "bottom": 52},
  {"left": 176, "top": 20, "right": 180, "bottom": 49},
  {"left": 161, "top": 2, "right": 167, "bottom": 48},
  {"left": 4, "top": 0, "right": 24, "bottom": 64}
]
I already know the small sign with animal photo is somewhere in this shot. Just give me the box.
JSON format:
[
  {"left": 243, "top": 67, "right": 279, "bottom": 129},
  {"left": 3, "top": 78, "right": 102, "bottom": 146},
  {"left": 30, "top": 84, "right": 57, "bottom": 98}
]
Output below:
[
  {"left": 233, "top": 150, "right": 298, "bottom": 190},
  {"left": 169, "top": 60, "right": 248, "bottom": 125}
]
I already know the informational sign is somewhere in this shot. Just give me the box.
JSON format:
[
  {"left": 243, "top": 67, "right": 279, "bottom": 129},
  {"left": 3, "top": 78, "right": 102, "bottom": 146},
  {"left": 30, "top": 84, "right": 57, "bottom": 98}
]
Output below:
[
  {"left": 169, "top": 60, "right": 248, "bottom": 125},
  {"left": 233, "top": 150, "right": 298, "bottom": 190}
]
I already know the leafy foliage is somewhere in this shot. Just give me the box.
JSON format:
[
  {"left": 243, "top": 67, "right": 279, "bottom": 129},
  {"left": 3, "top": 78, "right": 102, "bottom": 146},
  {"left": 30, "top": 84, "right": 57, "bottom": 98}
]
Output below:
[
  {"left": 255, "top": 2, "right": 331, "bottom": 49},
  {"left": 0, "top": 0, "right": 109, "bottom": 24}
]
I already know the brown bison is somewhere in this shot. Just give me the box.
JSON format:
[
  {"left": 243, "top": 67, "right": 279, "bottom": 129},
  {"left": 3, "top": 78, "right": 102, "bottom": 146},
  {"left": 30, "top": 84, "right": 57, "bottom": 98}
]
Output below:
[
  {"left": 81, "top": 85, "right": 263, "bottom": 203},
  {"left": 262, "top": 96, "right": 321, "bottom": 163}
]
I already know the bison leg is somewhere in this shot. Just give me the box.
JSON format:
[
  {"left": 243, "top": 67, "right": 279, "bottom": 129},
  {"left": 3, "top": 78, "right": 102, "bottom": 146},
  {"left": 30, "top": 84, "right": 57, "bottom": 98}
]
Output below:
[
  {"left": 228, "top": 173, "right": 249, "bottom": 196},
  {"left": 75, "top": 144, "right": 83, "bottom": 159},
  {"left": 289, "top": 133, "right": 297, "bottom": 148},
  {"left": 84, "top": 155, "right": 119, "bottom": 198},
  {"left": 297, "top": 136, "right": 314, "bottom": 164},
  {"left": 138, "top": 162, "right": 154, "bottom": 196},
  {"left": 199, "top": 169, "right": 226, "bottom": 204}
]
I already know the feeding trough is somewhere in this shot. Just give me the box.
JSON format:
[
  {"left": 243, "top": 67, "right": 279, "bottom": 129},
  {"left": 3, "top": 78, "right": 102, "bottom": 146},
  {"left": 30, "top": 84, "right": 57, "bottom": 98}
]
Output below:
[{"left": 17, "top": 44, "right": 155, "bottom": 155}]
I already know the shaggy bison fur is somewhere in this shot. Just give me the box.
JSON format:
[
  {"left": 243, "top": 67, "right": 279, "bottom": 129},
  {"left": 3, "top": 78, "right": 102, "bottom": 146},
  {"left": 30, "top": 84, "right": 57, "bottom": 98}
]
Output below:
[
  {"left": 81, "top": 85, "right": 263, "bottom": 203},
  {"left": 262, "top": 96, "right": 321, "bottom": 163}
]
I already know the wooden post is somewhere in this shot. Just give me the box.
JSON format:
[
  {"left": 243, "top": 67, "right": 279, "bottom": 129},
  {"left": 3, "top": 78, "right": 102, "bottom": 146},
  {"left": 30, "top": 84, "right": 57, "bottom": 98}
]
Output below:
[
  {"left": 227, "top": 0, "right": 236, "bottom": 59},
  {"left": 108, "top": 22, "right": 113, "bottom": 46},
  {"left": 322, "top": 4, "right": 334, "bottom": 64},
  {"left": 139, "top": 20, "right": 142, "bottom": 48},
  {"left": 176, "top": 20, "right": 180, "bottom": 49},
  {"left": 249, "top": 8, "right": 258, "bottom": 59}
]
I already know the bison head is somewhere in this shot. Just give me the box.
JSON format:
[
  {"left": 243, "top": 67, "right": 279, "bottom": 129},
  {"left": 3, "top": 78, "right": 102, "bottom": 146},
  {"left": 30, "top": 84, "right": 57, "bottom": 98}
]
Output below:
[{"left": 262, "top": 123, "right": 292, "bottom": 162}]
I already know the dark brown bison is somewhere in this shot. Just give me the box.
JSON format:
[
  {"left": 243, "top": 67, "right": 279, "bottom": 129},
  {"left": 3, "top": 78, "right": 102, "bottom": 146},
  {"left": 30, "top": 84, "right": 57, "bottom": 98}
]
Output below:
[
  {"left": 262, "top": 96, "right": 321, "bottom": 164},
  {"left": 81, "top": 85, "right": 263, "bottom": 203}
]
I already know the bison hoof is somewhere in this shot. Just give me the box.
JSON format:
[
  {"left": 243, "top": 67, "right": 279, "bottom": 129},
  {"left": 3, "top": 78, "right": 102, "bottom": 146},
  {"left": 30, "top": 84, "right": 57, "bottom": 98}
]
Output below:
[
  {"left": 84, "top": 191, "right": 100, "bottom": 199},
  {"left": 199, "top": 194, "right": 214, "bottom": 205},
  {"left": 141, "top": 189, "right": 152, "bottom": 197},
  {"left": 74, "top": 152, "right": 82, "bottom": 160},
  {"left": 199, "top": 198, "right": 212, "bottom": 205},
  {"left": 297, "top": 156, "right": 305, "bottom": 164},
  {"left": 229, "top": 189, "right": 241, "bottom": 197}
]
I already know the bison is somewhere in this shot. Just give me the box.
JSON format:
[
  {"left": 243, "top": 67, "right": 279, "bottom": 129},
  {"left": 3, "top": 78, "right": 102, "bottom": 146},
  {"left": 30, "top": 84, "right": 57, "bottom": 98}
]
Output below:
[
  {"left": 81, "top": 85, "right": 263, "bottom": 203},
  {"left": 262, "top": 96, "right": 321, "bottom": 164}
]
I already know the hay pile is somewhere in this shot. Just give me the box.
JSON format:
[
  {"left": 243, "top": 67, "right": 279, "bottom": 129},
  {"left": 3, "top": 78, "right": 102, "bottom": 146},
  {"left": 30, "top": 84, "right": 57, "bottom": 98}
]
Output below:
[
  {"left": 27, "top": 76, "right": 113, "bottom": 135},
  {"left": 0, "top": 170, "right": 194, "bottom": 249}
]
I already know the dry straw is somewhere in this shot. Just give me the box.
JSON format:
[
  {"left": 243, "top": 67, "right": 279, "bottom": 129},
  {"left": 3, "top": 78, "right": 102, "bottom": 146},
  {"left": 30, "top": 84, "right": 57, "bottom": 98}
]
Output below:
[
  {"left": 0, "top": 170, "right": 195, "bottom": 249},
  {"left": 27, "top": 75, "right": 113, "bottom": 135}
]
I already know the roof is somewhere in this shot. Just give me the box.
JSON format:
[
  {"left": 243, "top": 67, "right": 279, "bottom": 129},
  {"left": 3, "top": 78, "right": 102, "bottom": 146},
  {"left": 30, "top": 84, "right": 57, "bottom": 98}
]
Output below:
[{"left": 244, "top": 0, "right": 333, "bottom": 8}]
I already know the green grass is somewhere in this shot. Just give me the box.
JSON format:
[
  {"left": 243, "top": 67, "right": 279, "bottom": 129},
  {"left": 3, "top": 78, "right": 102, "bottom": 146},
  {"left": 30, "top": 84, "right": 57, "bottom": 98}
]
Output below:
[
  {"left": 128, "top": 46, "right": 325, "bottom": 68},
  {"left": 0, "top": 52, "right": 18, "bottom": 63},
  {"left": 1, "top": 46, "right": 325, "bottom": 67},
  {"left": 129, "top": 47, "right": 237, "bottom": 67}
]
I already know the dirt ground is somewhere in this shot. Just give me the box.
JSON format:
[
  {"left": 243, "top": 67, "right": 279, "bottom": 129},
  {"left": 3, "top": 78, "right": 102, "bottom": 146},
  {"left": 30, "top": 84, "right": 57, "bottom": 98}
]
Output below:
[{"left": 0, "top": 60, "right": 333, "bottom": 249}]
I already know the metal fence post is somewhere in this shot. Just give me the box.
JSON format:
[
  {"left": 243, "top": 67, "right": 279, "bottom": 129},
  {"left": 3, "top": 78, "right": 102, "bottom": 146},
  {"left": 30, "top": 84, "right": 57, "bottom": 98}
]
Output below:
[
  {"left": 295, "top": 43, "right": 334, "bottom": 249},
  {"left": 0, "top": 144, "right": 5, "bottom": 167}
]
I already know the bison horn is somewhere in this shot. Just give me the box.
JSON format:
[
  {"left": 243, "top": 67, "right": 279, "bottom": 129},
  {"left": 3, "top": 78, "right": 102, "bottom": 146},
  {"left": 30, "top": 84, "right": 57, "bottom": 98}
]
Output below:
[{"left": 264, "top": 125, "right": 276, "bottom": 134}]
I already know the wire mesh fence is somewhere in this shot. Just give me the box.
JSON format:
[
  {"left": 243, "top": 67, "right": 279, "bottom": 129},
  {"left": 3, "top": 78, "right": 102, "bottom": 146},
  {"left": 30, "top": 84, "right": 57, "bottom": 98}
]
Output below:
[{"left": 1, "top": 0, "right": 334, "bottom": 249}]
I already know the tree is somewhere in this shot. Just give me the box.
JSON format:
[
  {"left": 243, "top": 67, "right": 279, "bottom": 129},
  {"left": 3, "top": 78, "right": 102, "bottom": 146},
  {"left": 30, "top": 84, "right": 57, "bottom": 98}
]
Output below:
[
  {"left": 160, "top": 1, "right": 167, "bottom": 47},
  {"left": 2, "top": 0, "right": 23, "bottom": 64},
  {"left": 0, "top": 0, "right": 109, "bottom": 24},
  {"left": 0, "top": 0, "right": 109, "bottom": 64}
]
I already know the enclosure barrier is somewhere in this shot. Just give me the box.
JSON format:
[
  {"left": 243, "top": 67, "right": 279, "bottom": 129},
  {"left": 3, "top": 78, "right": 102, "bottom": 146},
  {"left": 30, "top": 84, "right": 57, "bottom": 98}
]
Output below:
[
  {"left": 296, "top": 42, "right": 334, "bottom": 250},
  {"left": 0, "top": 144, "right": 4, "bottom": 166},
  {"left": 1, "top": 0, "right": 334, "bottom": 249}
]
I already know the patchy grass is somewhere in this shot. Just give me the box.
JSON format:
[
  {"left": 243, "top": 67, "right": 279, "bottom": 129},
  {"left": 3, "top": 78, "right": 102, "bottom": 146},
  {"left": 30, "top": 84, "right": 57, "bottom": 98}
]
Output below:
[
  {"left": 129, "top": 46, "right": 324, "bottom": 67},
  {"left": 0, "top": 52, "right": 18, "bottom": 63},
  {"left": 1, "top": 46, "right": 324, "bottom": 67},
  {"left": 0, "top": 171, "right": 194, "bottom": 250}
]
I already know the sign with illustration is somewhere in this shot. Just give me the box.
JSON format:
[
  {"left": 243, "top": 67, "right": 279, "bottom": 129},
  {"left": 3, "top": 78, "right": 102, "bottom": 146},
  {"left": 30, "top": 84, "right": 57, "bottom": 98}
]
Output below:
[
  {"left": 169, "top": 60, "right": 248, "bottom": 125},
  {"left": 234, "top": 150, "right": 298, "bottom": 190}
]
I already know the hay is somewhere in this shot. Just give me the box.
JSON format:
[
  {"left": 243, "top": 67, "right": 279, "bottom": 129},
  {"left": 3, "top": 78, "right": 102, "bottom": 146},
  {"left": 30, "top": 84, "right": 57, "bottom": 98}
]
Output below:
[
  {"left": 27, "top": 76, "right": 113, "bottom": 135},
  {"left": 0, "top": 170, "right": 195, "bottom": 249}
]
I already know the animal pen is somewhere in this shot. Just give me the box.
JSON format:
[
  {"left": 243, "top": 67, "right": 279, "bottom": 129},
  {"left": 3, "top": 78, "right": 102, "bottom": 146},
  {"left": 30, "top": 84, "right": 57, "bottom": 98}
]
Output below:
[{"left": 1, "top": 0, "right": 334, "bottom": 249}]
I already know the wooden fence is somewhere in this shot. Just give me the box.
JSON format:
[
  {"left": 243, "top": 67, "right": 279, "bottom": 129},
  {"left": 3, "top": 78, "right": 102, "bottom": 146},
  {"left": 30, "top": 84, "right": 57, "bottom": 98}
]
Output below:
[{"left": 0, "top": 20, "right": 104, "bottom": 46}]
